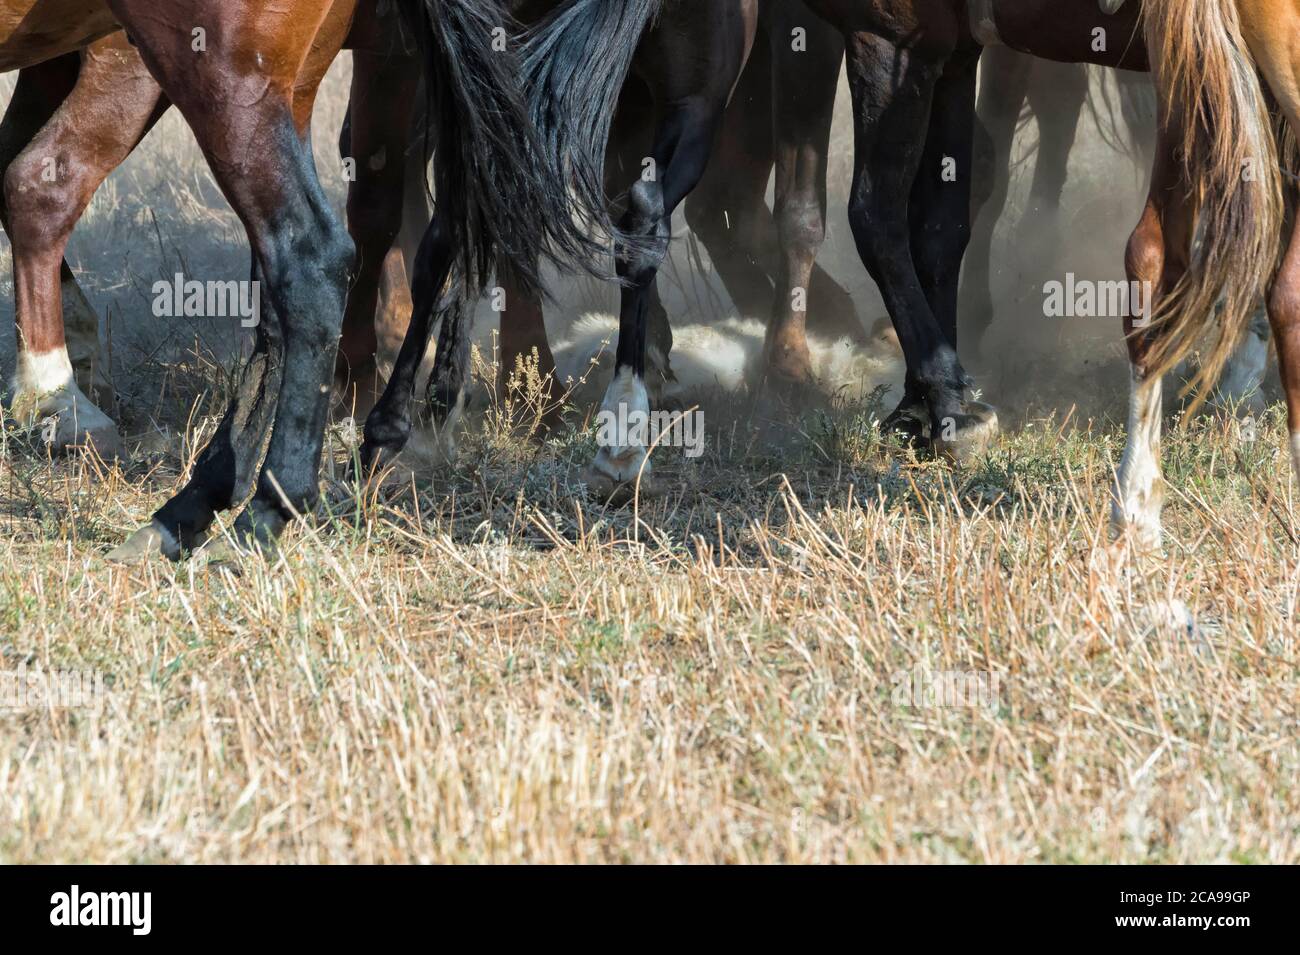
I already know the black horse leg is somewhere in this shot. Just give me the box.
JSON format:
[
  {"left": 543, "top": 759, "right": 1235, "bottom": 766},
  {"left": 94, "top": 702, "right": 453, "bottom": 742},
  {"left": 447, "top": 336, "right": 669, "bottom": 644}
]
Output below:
[
  {"left": 588, "top": 101, "right": 726, "bottom": 490},
  {"left": 911, "top": 49, "right": 981, "bottom": 349},
  {"left": 357, "top": 217, "right": 455, "bottom": 473},
  {"left": 843, "top": 32, "right": 996, "bottom": 459}
]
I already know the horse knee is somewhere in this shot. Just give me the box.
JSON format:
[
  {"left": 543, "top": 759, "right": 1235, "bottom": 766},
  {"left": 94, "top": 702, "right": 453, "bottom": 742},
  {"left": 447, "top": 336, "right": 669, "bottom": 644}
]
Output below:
[
  {"left": 3, "top": 150, "right": 80, "bottom": 254},
  {"left": 1268, "top": 266, "right": 1300, "bottom": 337},
  {"left": 848, "top": 193, "right": 906, "bottom": 281},
  {"left": 264, "top": 217, "right": 355, "bottom": 332},
  {"left": 775, "top": 197, "right": 826, "bottom": 260},
  {"left": 619, "top": 178, "right": 669, "bottom": 286}
]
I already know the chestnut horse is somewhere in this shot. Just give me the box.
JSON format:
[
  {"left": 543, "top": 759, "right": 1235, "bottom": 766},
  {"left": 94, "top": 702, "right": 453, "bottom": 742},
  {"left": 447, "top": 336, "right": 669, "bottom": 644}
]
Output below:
[
  {"left": 0, "top": 0, "right": 598, "bottom": 560},
  {"left": 1, "top": 13, "right": 422, "bottom": 458}
]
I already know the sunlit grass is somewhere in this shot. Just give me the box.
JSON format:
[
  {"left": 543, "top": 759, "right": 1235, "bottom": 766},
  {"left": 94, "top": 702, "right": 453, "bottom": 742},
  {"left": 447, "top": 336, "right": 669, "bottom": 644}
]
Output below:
[{"left": 0, "top": 385, "right": 1295, "bottom": 863}]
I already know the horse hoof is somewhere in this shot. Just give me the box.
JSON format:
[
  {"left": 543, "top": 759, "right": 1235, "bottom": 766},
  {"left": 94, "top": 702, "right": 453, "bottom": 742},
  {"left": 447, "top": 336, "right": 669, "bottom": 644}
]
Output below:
[
  {"left": 106, "top": 520, "right": 180, "bottom": 563},
  {"left": 193, "top": 535, "right": 249, "bottom": 572},
  {"left": 881, "top": 402, "right": 931, "bottom": 449},
  {"left": 585, "top": 448, "right": 661, "bottom": 504},
  {"left": 1108, "top": 510, "right": 1164, "bottom": 557},
  {"left": 584, "top": 468, "right": 664, "bottom": 504},
  {"left": 354, "top": 441, "right": 399, "bottom": 478},
  {"left": 933, "top": 401, "right": 999, "bottom": 464},
  {"left": 75, "top": 425, "right": 125, "bottom": 463}
]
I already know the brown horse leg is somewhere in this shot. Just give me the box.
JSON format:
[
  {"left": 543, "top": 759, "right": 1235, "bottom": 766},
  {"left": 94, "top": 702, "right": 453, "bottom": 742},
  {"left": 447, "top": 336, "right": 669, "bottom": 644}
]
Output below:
[
  {"left": 763, "top": 0, "right": 843, "bottom": 391},
  {"left": 334, "top": 46, "right": 421, "bottom": 421},
  {"left": 498, "top": 263, "right": 561, "bottom": 433},
  {"left": 682, "top": 26, "right": 776, "bottom": 326},
  {"left": 0, "top": 52, "right": 114, "bottom": 415},
  {"left": 108, "top": 0, "right": 354, "bottom": 559},
  {"left": 3, "top": 34, "right": 166, "bottom": 458},
  {"left": 372, "top": 107, "right": 432, "bottom": 386},
  {"left": 1232, "top": 1, "right": 1300, "bottom": 481},
  {"left": 1111, "top": 127, "right": 1192, "bottom": 551}
]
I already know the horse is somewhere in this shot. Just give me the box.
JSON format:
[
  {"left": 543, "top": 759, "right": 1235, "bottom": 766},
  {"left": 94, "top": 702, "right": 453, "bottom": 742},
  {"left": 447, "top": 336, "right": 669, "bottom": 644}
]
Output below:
[
  {"left": 0, "top": 0, "right": 600, "bottom": 561},
  {"left": 357, "top": 0, "right": 762, "bottom": 494},
  {"left": 786, "top": 0, "right": 1296, "bottom": 552},
  {"left": 1, "top": 9, "right": 437, "bottom": 458}
]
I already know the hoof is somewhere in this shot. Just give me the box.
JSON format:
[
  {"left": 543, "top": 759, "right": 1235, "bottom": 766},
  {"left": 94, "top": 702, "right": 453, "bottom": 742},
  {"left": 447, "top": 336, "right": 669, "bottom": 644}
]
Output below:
[
  {"left": 72, "top": 424, "right": 125, "bottom": 463},
  {"left": 585, "top": 465, "right": 663, "bottom": 505},
  {"left": 933, "top": 401, "right": 999, "bottom": 464},
  {"left": 1108, "top": 513, "right": 1164, "bottom": 557},
  {"left": 585, "top": 447, "right": 660, "bottom": 504},
  {"left": 764, "top": 368, "right": 818, "bottom": 404},
  {"left": 106, "top": 520, "right": 180, "bottom": 563},
  {"left": 354, "top": 436, "right": 405, "bottom": 480},
  {"left": 193, "top": 534, "right": 250, "bottom": 572},
  {"left": 881, "top": 400, "right": 931, "bottom": 449}
]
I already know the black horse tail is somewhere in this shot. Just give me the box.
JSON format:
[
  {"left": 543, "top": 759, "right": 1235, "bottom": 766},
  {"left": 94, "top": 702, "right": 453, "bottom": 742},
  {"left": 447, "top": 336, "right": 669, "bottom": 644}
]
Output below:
[
  {"left": 410, "top": 0, "right": 600, "bottom": 296},
  {"left": 520, "top": 0, "right": 667, "bottom": 247}
]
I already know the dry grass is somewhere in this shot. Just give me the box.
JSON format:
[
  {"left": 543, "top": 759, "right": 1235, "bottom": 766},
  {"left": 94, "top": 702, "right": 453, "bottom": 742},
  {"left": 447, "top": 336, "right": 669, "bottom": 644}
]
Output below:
[{"left": 0, "top": 384, "right": 1296, "bottom": 863}]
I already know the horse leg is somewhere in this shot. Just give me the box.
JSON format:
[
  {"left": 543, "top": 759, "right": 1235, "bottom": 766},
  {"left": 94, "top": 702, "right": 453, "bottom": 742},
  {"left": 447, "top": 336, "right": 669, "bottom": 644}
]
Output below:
[
  {"left": 964, "top": 44, "right": 1030, "bottom": 356},
  {"left": 682, "top": 27, "right": 776, "bottom": 326},
  {"left": 375, "top": 112, "right": 433, "bottom": 376},
  {"left": 589, "top": 96, "right": 729, "bottom": 491},
  {"left": 761, "top": 0, "right": 844, "bottom": 391},
  {"left": 1243, "top": 6, "right": 1300, "bottom": 483},
  {"left": 843, "top": 31, "right": 995, "bottom": 458},
  {"left": 357, "top": 216, "right": 455, "bottom": 472},
  {"left": 334, "top": 46, "right": 421, "bottom": 421},
  {"left": 910, "top": 49, "right": 980, "bottom": 359},
  {"left": 1023, "top": 60, "right": 1089, "bottom": 271},
  {"left": 1111, "top": 128, "right": 1192, "bottom": 551},
  {"left": 497, "top": 262, "right": 562, "bottom": 433},
  {"left": 0, "top": 52, "right": 113, "bottom": 417},
  {"left": 605, "top": 80, "right": 676, "bottom": 399},
  {"left": 108, "top": 0, "right": 354, "bottom": 558},
  {"left": 3, "top": 36, "right": 166, "bottom": 458},
  {"left": 1215, "top": 305, "right": 1270, "bottom": 416}
]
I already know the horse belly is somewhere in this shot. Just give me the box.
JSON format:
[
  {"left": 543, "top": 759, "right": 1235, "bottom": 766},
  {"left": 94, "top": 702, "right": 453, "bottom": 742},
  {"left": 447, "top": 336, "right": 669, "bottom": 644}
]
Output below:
[
  {"left": 997, "top": 0, "right": 1148, "bottom": 70},
  {"left": 0, "top": 0, "right": 119, "bottom": 71}
]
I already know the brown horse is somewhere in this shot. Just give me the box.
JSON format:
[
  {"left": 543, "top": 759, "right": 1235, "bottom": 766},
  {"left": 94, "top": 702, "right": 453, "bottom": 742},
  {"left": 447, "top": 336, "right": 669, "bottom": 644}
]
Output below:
[
  {"left": 0, "top": 9, "right": 430, "bottom": 457},
  {"left": 0, "top": 0, "right": 598, "bottom": 560}
]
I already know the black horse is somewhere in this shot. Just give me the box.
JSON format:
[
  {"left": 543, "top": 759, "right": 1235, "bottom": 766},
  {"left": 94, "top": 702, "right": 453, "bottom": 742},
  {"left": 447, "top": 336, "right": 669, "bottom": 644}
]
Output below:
[{"left": 359, "top": 0, "right": 761, "bottom": 495}]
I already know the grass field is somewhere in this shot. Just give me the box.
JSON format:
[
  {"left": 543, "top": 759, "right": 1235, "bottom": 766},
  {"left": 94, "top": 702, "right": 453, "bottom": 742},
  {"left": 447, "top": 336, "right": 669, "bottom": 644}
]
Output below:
[
  {"left": 0, "top": 59, "right": 1296, "bottom": 864},
  {"left": 0, "top": 387, "right": 1296, "bottom": 863}
]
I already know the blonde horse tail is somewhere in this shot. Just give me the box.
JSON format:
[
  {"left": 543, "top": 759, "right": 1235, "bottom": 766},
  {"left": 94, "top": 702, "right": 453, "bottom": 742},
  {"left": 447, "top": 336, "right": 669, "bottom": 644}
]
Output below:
[{"left": 1141, "top": 0, "right": 1284, "bottom": 404}]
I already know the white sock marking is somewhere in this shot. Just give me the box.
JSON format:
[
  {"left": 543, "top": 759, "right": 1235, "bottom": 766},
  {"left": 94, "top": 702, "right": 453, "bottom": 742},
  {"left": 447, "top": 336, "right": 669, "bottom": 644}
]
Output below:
[{"left": 1112, "top": 367, "right": 1164, "bottom": 548}]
